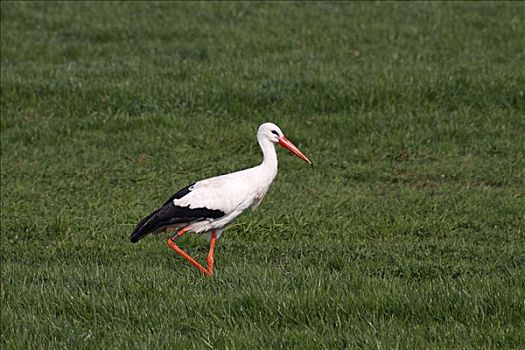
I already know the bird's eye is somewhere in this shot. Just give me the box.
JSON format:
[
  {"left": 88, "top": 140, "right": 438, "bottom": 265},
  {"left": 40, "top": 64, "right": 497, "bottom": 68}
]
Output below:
[{"left": 271, "top": 130, "right": 279, "bottom": 136}]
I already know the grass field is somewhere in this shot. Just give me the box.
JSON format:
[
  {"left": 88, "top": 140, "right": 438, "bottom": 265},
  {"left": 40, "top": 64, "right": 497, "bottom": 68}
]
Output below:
[{"left": 1, "top": 2, "right": 524, "bottom": 348}]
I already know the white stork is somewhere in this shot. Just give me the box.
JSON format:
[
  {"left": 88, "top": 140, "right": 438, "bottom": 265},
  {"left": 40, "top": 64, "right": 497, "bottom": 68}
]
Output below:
[{"left": 130, "top": 122, "right": 311, "bottom": 276}]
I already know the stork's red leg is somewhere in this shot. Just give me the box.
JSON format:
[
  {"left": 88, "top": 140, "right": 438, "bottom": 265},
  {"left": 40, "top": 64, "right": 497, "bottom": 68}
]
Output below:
[
  {"left": 166, "top": 228, "right": 217, "bottom": 277},
  {"left": 169, "top": 226, "right": 189, "bottom": 242},
  {"left": 206, "top": 231, "right": 217, "bottom": 276}
]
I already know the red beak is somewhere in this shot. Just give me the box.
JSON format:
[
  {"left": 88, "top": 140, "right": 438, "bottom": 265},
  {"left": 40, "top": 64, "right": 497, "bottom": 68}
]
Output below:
[{"left": 278, "top": 136, "right": 312, "bottom": 165}]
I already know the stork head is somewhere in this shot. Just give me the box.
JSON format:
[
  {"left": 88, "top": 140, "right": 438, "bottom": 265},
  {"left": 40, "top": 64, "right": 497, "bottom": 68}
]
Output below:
[{"left": 258, "top": 122, "right": 312, "bottom": 165}]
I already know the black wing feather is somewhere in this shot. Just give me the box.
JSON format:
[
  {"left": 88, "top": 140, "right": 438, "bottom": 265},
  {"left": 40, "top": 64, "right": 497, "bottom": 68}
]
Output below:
[
  {"left": 162, "top": 183, "right": 195, "bottom": 206},
  {"left": 130, "top": 184, "right": 224, "bottom": 243}
]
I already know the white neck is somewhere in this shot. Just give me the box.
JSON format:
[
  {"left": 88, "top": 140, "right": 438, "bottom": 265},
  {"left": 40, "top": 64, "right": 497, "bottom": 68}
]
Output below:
[{"left": 258, "top": 136, "right": 278, "bottom": 173}]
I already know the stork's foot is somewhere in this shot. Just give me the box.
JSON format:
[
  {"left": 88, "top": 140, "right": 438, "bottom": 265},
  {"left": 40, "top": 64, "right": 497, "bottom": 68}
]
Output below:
[{"left": 166, "top": 228, "right": 217, "bottom": 277}]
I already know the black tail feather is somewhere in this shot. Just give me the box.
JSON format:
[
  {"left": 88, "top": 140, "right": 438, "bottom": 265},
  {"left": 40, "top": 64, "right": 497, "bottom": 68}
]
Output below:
[
  {"left": 130, "top": 208, "right": 161, "bottom": 243},
  {"left": 130, "top": 201, "right": 225, "bottom": 243}
]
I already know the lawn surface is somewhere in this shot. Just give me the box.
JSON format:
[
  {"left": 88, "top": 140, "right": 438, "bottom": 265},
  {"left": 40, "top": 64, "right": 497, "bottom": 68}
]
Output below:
[{"left": 1, "top": 2, "right": 524, "bottom": 349}]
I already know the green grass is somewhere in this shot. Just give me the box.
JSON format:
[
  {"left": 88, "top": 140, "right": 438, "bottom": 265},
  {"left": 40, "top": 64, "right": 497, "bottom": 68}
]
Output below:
[{"left": 1, "top": 2, "right": 525, "bottom": 348}]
